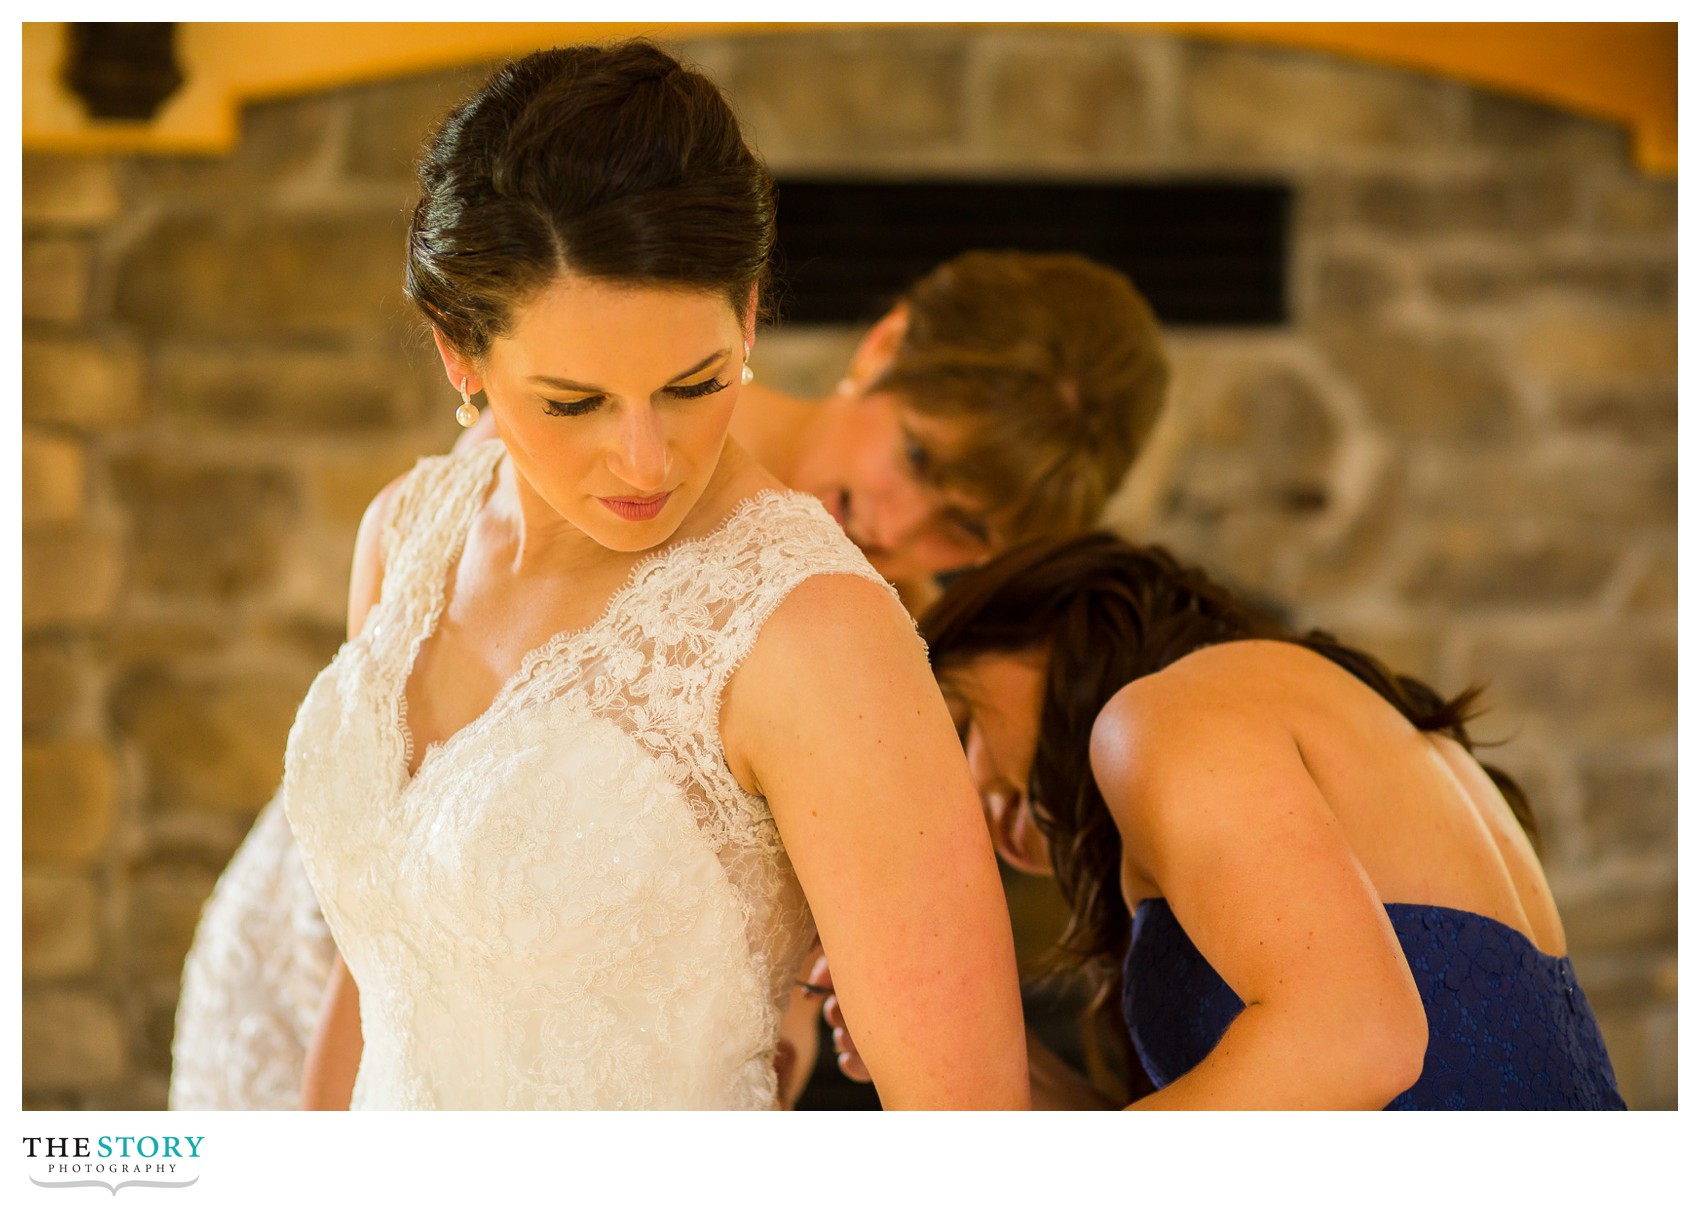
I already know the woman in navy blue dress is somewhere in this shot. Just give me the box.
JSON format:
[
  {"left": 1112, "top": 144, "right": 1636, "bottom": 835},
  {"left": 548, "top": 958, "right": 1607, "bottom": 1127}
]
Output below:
[{"left": 913, "top": 532, "right": 1624, "bottom": 1110}]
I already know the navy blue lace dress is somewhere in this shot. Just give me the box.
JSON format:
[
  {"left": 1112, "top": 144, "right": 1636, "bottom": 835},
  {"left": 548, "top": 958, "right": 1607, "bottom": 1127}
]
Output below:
[{"left": 1122, "top": 899, "right": 1625, "bottom": 1109}]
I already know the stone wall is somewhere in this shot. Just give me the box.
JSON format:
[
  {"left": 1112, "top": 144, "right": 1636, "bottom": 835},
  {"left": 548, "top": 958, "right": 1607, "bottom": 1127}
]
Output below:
[{"left": 21, "top": 28, "right": 1676, "bottom": 1109}]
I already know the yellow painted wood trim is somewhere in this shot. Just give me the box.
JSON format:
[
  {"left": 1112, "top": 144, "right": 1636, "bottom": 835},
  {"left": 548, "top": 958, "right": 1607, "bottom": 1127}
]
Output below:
[
  {"left": 1158, "top": 22, "right": 1676, "bottom": 174},
  {"left": 23, "top": 21, "right": 1675, "bottom": 174},
  {"left": 22, "top": 22, "right": 827, "bottom": 156}
]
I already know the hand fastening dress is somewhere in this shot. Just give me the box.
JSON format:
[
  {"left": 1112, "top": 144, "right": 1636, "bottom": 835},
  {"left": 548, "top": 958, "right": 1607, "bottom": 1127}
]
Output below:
[{"left": 283, "top": 441, "right": 903, "bottom": 1109}]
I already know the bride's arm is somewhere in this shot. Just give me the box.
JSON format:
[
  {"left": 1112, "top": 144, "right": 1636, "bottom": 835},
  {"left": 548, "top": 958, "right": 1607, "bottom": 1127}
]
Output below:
[
  {"left": 723, "top": 574, "right": 1029, "bottom": 1110},
  {"left": 297, "top": 472, "right": 406, "bottom": 1110},
  {"left": 821, "top": 966, "right": 1117, "bottom": 1108},
  {"left": 301, "top": 955, "right": 362, "bottom": 1110}
]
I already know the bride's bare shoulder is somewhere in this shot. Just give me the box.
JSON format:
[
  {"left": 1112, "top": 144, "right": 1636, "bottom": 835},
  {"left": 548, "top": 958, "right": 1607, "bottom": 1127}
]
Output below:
[
  {"left": 346, "top": 468, "right": 416, "bottom": 640},
  {"left": 720, "top": 570, "right": 923, "bottom": 789}
]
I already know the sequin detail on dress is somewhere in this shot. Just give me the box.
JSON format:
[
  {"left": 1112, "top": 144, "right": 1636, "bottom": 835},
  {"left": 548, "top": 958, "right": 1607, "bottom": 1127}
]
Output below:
[
  {"left": 283, "top": 442, "right": 906, "bottom": 1109},
  {"left": 1123, "top": 898, "right": 1625, "bottom": 1109}
]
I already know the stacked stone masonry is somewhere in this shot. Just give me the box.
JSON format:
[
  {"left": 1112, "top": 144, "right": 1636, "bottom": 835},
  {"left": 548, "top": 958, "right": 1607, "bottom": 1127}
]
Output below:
[{"left": 20, "top": 29, "right": 1676, "bottom": 1109}]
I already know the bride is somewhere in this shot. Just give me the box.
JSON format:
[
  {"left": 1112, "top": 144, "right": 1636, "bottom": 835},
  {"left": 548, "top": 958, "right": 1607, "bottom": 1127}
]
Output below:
[
  {"left": 274, "top": 40, "right": 1026, "bottom": 1110},
  {"left": 170, "top": 214, "right": 1172, "bottom": 1110}
]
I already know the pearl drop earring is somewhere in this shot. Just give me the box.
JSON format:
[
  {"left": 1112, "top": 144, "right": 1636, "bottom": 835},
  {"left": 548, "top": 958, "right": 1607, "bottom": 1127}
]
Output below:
[
  {"left": 456, "top": 377, "right": 479, "bottom": 428},
  {"left": 741, "top": 345, "right": 755, "bottom": 386}
]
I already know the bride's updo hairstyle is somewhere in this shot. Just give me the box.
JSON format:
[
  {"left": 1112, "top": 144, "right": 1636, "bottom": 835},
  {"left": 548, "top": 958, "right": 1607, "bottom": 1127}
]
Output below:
[{"left": 405, "top": 40, "right": 775, "bottom": 359}]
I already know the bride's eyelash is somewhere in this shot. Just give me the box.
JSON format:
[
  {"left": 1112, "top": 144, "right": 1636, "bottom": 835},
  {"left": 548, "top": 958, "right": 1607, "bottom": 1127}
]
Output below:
[
  {"left": 544, "top": 397, "right": 602, "bottom": 417},
  {"left": 542, "top": 377, "right": 728, "bottom": 418},
  {"left": 669, "top": 376, "right": 729, "bottom": 400}
]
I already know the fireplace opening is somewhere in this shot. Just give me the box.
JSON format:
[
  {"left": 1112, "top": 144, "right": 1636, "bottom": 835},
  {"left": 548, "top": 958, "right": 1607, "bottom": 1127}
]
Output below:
[{"left": 769, "top": 178, "right": 1291, "bottom": 327}]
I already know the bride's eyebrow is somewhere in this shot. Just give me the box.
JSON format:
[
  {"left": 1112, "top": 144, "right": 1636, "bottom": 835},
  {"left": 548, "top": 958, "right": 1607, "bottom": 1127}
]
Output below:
[{"left": 526, "top": 348, "right": 732, "bottom": 393}]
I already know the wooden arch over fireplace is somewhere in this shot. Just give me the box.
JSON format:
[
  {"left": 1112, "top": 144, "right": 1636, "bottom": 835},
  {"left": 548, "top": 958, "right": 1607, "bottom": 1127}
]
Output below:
[{"left": 22, "top": 22, "right": 1677, "bottom": 174}]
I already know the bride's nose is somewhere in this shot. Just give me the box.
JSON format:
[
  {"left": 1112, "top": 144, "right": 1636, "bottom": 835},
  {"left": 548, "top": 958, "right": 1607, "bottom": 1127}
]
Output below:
[{"left": 608, "top": 403, "right": 669, "bottom": 491}]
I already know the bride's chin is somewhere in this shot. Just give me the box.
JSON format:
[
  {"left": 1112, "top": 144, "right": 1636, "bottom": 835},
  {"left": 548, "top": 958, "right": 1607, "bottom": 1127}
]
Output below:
[{"left": 587, "top": 524, "right": 682, "bottom": 555}]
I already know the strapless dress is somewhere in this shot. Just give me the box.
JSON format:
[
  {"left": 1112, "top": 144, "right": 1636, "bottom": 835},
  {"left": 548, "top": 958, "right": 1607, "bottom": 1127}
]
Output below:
[{"left": 1123, "top": 898, "right": 1625, "bottom": 1109}]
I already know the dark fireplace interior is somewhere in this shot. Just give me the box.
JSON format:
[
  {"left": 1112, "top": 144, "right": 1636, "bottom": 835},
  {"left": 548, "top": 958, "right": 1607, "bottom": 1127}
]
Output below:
[{"left": 772, "top": 178, "right": 1291, "bottom": 326}]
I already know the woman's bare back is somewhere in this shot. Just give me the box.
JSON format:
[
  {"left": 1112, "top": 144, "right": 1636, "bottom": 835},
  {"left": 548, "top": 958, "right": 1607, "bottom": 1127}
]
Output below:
[{"left": 1131, "top": 639, "right": 1567, "bottom": 956}]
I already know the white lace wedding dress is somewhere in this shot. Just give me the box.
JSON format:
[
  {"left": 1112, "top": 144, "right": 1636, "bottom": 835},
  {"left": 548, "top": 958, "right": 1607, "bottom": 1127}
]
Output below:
[
  {"left": 281, "top": 441, "right": 896, "bottom": 1109},
  {"left": 169, "top": 792, "right": 335, "bottom": 1110}
]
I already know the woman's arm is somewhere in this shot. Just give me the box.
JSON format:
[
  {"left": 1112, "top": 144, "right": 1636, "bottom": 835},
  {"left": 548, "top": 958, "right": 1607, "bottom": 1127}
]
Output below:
[
  {"left": 297, "top": 472, "right": 406, "bottom": 1109},
  {"left": 301, "top": 954, "right": 363, "bottom": 1110},
  {"left": 817, "top": 961, "right": 1116, "bottom": 1109},
  {"left": 1090, "top": 680, "right": 1429, "bottom": 1110},
  {"left": 723, "top": 574, "right": 1030, "bottom": 1109}
]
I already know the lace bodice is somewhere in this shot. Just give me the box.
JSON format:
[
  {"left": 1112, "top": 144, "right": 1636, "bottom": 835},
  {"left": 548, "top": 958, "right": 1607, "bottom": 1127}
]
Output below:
[{"left": 283, "top": 442, "right": 898, "bottom": 1109}]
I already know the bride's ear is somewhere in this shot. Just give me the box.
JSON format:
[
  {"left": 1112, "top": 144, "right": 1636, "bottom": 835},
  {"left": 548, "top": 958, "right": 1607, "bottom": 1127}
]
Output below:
[
  {"left": 432, "top": 328, "right": 482, "bottom": 396},
  {"left": 742, "top": 285, "right": 760, "bottom": 354}
]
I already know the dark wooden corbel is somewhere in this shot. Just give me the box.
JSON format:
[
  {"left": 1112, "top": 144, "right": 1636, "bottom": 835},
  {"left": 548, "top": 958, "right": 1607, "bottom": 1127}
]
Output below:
[{"left": 63, "top": 22, "right": 184, "bottom": 122}]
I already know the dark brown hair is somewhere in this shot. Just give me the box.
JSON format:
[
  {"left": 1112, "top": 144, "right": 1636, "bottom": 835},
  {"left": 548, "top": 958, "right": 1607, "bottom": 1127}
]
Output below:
[
  {"left": 405, "top": 40, "right": 775, "bottom": 360},
  {"left": 873, "top": 251, "right": 1169, "bottom": 546},
  {"left": 921, "top": 532, "right": 1537, "bottom": 1009}
]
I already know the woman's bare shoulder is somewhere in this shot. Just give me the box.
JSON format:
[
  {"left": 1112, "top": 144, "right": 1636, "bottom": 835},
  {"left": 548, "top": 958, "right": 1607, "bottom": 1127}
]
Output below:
[
  {"left": 1165, "top": 637, "right": 1340, "bottom": 688},
  {"left": 345, "top": 469, "right": 416, "bottom": 640},
  {"left": 748, "top": 570, "right": 918, "bottom": 673},
  {"left": 1110, "top": 639, "right": 1370, "bottom": 725},
  {"left": 719, "top": 568, "right": 941, "bottom": 798},
  {"left": 1088, "top": 642, "right": 1317, "bottom": 813},
  {"left": 1094, "top": 639, "right": 1299, "bottom": 727}
]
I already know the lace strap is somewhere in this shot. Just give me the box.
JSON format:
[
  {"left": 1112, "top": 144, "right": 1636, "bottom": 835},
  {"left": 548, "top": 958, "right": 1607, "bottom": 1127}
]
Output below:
[
  {"left": 379, "top": 443, "right": 499, "bottom": 569},
  {"left": 686, "top": 494, "right": 915, "bottom": 810},
  {"left": 368, "top": 442, "right": 502, "bottom": 670},
  {"left": 709, "top": 496, "right": 910, "bottom": 681}
]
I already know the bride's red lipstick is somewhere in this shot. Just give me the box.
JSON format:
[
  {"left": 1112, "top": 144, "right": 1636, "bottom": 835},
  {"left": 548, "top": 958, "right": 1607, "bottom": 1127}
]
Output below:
[{"left": 599, "top": 491, "right": 672, "bottom": 521}]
